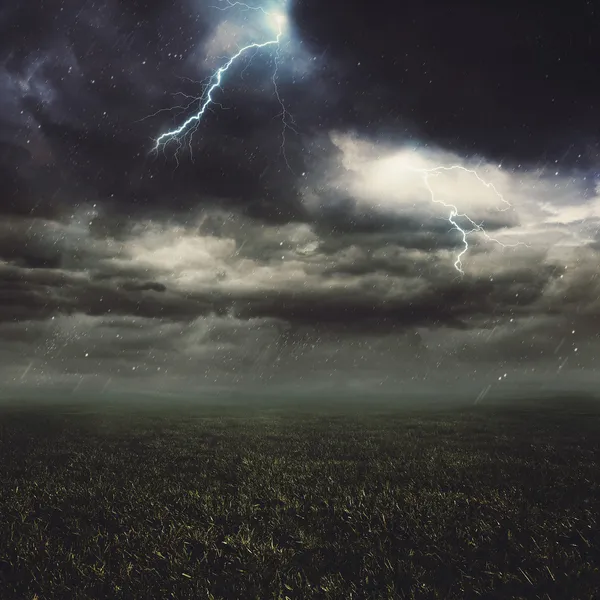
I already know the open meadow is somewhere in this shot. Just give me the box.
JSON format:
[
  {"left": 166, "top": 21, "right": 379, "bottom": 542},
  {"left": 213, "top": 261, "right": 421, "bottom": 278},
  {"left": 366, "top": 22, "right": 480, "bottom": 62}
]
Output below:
[{"left": 1, "top": 396, "right": 599, "bottom": 599}]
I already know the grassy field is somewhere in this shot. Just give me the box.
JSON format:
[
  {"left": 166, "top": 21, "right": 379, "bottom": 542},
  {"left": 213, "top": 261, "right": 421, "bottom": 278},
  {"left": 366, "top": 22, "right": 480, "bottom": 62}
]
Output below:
[{"left": 1, "top": 397, "right": 599, "bottom": 599}]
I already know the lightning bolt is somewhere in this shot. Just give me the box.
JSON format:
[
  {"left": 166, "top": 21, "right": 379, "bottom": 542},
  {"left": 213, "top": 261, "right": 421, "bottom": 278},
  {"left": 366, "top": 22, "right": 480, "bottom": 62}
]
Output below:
[
  {"left": 151, "top": 1, "right": 294, "bottom": 168},
  {"left": 272, "top": 35, "right": 298, "bottom": 171},
  {"left": 406, "top": 164, "right": 527, "bottom": 274}
]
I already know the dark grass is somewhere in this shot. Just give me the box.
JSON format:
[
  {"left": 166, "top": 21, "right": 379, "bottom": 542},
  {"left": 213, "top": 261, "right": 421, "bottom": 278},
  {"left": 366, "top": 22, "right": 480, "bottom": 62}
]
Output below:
[{"left": 1, "top": 396, "right": 600, "bottom": 599}]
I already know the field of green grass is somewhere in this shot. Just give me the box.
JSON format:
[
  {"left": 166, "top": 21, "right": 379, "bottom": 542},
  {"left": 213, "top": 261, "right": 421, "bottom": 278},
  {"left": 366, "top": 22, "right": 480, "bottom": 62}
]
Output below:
[{"left": 1, "top": 398, "right": 599, "bottom": 599}]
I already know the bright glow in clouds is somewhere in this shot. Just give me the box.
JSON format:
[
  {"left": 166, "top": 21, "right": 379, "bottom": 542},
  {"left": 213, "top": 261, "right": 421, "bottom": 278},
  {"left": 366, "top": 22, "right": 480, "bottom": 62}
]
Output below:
[
  {"left": 316, "top": 133, "right": 539, "bottom": 273},
  {"left": 271, "top": 12, "right": 288, "bottom": 29}
]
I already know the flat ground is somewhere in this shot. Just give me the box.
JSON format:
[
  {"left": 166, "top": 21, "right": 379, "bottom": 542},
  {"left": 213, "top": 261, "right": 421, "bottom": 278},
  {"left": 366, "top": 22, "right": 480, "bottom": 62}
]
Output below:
[{"left": 1, "top": 397, "right": 599, "bottom": 599}]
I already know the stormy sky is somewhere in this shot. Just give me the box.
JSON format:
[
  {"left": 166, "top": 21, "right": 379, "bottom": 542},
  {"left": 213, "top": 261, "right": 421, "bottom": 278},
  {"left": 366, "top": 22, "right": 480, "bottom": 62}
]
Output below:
[{"left": 1, "top": 0, "right": 600, "bottom": 398}]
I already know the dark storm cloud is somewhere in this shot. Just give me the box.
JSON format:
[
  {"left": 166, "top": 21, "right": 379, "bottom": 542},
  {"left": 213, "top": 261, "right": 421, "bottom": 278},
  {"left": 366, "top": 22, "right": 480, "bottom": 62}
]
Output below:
[
  {"left": 0, "top": 0, "right": 309, "bottom": 223},
  {"left": 0, "top": 254, "right": 563, "bottom": 341},
  {"left": 541, "top": 263, "right": 600, "bottom": 319},
  {"left": 194, "top": 197, "right": 474, "bottom": 261},
  {"left": 292, "top": 0, "right": 600, "bottom": 167},
  {"left": 0, "top": 214, "right": 119, "bottom": 274},
  {"left": 189, "top": 204, "right": 478, "bottom": 265},
  {"left": 234, "top": 263, "right": 563, "bottom": 330},
  {"left": 587, "top": 231, "right": 600, "bottom": 252},
  {"left": 121, "top": 281, "right": 167, "bottom": 293},
  {"left": 0, "top": 263, "right": 227, "bottom": 324},
  {"left": 0, "top": 141, "right": 64, "bottom": 218},
  {"left": 312, "top": 204, "right": 500, "bottom": 254},
  {"left": 0, "top": 228, "right": 61, "bottom": 270},
  {"left": 322, "top": 245, "right": 455, "bottom": 279}
]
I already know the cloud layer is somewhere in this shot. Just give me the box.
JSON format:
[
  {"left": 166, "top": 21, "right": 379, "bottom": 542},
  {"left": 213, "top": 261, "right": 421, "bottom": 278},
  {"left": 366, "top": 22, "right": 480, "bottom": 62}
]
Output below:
[{"left": 1, "top": 0, "right": 599, "bottom": 396}]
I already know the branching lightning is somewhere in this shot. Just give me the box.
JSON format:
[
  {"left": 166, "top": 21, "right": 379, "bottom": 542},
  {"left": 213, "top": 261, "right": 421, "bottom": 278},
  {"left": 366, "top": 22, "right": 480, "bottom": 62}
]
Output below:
[
  {"left": 151, "top": 1, "right": 294, "bottom": 168},
  {"left": 406, "top": 164, "right": 527, "bottom": 274}
]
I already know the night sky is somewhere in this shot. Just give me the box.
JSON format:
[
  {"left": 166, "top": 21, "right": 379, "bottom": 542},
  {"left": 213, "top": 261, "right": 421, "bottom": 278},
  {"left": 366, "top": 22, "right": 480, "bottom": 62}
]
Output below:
[{"left": 1, "top": 0, "right": 600, "bottom": 398}]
